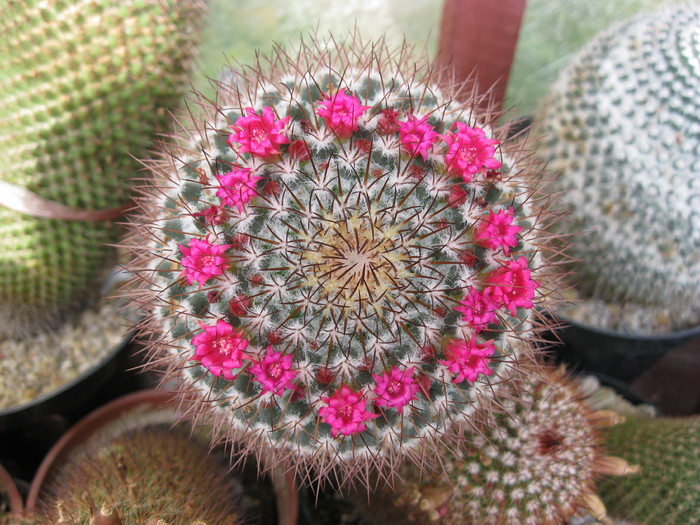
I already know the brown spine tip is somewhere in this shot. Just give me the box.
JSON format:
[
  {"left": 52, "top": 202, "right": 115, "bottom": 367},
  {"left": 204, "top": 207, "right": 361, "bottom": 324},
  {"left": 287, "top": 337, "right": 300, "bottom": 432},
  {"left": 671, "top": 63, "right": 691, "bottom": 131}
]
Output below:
[
  {"left": 580, "top": 492, "right": 609, "bottom": 522},
  {"left": 593, "top": 455, "right": 642, "bottom": 477},
  {"left": 589, "top": 409, "right": 626, "bottom": 427},
  {"left": 94, "top": 503, "right": 123, "bottom": 525}
]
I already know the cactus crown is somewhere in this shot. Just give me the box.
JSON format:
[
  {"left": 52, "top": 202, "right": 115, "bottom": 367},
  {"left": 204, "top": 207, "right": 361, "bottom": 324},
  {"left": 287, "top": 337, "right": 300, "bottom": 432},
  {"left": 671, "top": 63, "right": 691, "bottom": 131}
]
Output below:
[
  {"left": 0, "top": 0, "right": 204, "bottom": 337},
  {"left": 358, "top": 367, "right": 634, "bottom": 525},
  {"left": 534, "top": 4, "right": 700, "bottom": 332},
  {"left": 130, "top": 36, "right": 553, "bottom": 486}
]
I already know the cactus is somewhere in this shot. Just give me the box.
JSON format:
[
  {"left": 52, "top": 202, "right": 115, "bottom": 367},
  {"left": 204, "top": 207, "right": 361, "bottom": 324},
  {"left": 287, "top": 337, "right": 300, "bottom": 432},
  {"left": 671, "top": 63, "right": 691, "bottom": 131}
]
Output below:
[
  {"left": 355, "top": 367, "right": 636, "bottom": 525},
  {"left": 126, "top": 36, "right": 557, "bottom": 487},
  {"left": 0, "top": 0, "right": 205, "bottom": 338},
  {"left": 597, "top": 414, "right": 699, "bottom": 525},
  {"left": 533, "top": 4, "right": 700, "bottom": 332},
  {"left": 35, "top": 425, "right": 242, "bottom": 524}
]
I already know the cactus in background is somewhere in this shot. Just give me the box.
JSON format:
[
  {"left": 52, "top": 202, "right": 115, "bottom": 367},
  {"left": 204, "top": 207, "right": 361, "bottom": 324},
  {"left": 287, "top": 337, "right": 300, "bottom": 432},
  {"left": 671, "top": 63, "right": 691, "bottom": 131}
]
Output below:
[
  {"left": 35, "top": 425, "right": 242, "bottom": 524},
  {"left": 533, "top": 4, "right": 700, "bottom": 333},
  {"left": 0, "top": 0, "right": 205, "bottom": 338},
  {"left": 356, "top": 367, "right": 636, "bottom": 525},
  {"left": 598, "top": 414, "right": 699, "bottom": 525},
  {"left": 127, "top": 36, "right": 558, "bottom": 487}
]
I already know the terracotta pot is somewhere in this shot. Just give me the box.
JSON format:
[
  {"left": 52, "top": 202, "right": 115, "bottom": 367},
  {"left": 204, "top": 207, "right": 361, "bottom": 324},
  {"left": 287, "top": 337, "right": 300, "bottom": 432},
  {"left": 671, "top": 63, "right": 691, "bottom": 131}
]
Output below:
[
  {"left": 26, "top": 389, "right": 299, "bottom": 525},
  {"left": 0, "top": 462, "right": 23, "bottom": 520}
]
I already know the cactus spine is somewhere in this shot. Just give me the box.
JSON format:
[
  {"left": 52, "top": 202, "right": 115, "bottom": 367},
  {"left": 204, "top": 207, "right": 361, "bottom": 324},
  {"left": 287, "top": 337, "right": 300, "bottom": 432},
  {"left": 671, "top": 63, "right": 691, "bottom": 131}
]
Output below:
[
  {"left": 127, "top": 35, "right": 557, "bottom": 487},
  {"left": 356, "top": 367, "right": 635, "bottom": 525},
  {"left": 598, "top": 414, "right": 700, "bottom": 525},
  {"left": 35, "top": 425, "right": 242, "bottom": 525},
  {"left": 0, "top": 0, "right": 205, "bottom": 337},
  {"left": 533, "top": 4, "right": 700, "bottom": 332}
]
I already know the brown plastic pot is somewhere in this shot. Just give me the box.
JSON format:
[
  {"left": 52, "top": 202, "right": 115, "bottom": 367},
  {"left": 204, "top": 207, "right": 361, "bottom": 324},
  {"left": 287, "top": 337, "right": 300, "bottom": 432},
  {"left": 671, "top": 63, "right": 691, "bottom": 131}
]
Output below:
[{"left": 0, "top": 462, "right": 23, "bottom": 520}]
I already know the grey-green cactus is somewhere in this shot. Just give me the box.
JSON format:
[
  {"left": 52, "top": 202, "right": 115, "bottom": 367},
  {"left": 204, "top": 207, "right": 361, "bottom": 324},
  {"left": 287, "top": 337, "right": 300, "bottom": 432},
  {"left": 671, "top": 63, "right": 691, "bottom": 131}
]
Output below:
[
  {"left": 0, "top": 0, "right": 205, "bottom": 338},
  {"left": 126, "top": 36, "right": 557, "bottom": 487},
  {"left": 533, "top": 4, "right": 700, "bottom": 333},
  {"left": 598, "top": 414, "right": 699, "bottom": 525},
  {"left": 35, "top": 425, "right": 243, "bottom": 524},
  {"left": 355, "top": 367, "right": 635, "bottom": 525}
]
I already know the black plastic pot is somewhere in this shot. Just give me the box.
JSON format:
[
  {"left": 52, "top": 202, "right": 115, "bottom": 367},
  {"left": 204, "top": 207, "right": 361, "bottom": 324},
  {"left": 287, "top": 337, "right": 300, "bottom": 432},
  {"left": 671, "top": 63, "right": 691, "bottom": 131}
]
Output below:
[
  {"left": 0, "top": 329, "right": 133, "bottom": 433},
  {"left": 551, "top": 313, "right": 700, "bottom": 384}
]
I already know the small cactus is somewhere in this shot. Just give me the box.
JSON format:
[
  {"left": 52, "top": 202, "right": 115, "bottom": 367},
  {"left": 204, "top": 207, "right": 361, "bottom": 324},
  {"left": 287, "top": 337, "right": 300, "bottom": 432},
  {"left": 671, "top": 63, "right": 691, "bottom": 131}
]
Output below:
[
  {"left": 35, "top": 425, "right": 243, "bottom": 525},
  {"left": 355, "top": 367, "right": 636, "bottom": 525},
  {"left": 127, "top": 36, "right": 557, "bottom": 487},
  {"left": 533, "top": 4, "right": 700, "bottom": 332},
  {"left": 598, "top": 414, "right": 700, "bottom": 525},
  {"left": 0, "top": 0, "right": 205, "bottom": 337}
]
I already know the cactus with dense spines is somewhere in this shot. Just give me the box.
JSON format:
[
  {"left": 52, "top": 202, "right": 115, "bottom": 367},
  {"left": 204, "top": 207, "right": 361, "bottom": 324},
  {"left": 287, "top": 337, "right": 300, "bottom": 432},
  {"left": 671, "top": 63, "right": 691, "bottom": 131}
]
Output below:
[
  {"left": 127, "top": 36, "right": 558, "bottom": 487},
  {"left": 35, "top": 425, "right": 242, "bottom": 525},
  {"left": 0, "top": 0, "right": 205, "bottom": 338},
  {"left": 598, "top": 414, "right": 699, "bottom": 525},
  {"left": 533, "top": 4, "right": 700, "bottom": 333},
  {"left": 355, "top": 367, "right": 635, "bottom": 525}
]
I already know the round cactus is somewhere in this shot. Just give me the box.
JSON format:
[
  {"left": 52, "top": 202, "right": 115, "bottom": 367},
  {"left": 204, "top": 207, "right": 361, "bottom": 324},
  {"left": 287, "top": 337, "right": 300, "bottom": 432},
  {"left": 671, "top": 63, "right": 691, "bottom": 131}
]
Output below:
[
  {"left": 598, "top": 414, "right": 700, "bottom": 525},
  {"left": 128, "top": 37, "right": 556, "bottom": 486},
  {"left": 35, "top": 425, "right": 242, "bottom": 524},
  {"left": 355, "top": 367, "right": 636, "bottom": 525},
  {"left": 0, "top": 0, "right": 205, "bottom": 338},
  {"left": 533, "top": 4, "right": 700, "bottom": 332}
]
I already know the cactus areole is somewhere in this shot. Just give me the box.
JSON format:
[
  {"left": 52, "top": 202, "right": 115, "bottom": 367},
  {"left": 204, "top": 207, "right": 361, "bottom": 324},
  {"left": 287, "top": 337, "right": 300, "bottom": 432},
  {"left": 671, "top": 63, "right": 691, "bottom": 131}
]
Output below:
[{"left": 130, "top": 38, "right": 549, "bottom": 484}]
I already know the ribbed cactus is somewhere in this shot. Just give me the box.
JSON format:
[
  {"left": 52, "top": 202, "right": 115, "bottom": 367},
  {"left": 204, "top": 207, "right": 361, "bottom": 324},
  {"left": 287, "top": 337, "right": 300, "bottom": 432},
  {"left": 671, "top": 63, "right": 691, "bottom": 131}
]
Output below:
[
  {"left": 35, "top": 425, "right": 242, "bottom": 524},
  {"left": 533, "top": 4, "right": 700, "bottom": 332},
  {"left": 0, "top": 0, "right": 205, "bottom": 338},
  {"left": 598, "top": 414, "right": 699, "bottom": 525},
  {"left": 356, "top": 367, "right": 635, "bottom": 525},
  {"left": 127, "top": 36, "right": 556, "bottom": 486}
]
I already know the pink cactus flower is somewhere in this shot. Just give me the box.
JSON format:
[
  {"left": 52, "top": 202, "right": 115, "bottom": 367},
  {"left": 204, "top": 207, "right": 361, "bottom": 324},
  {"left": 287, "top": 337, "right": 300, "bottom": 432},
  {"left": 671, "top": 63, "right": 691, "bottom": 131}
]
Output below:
[
  {"left": 372, "top": 366, "right": 419, "bottom": 410},
  {"left": 473, "top": 206, "right": 522, "bottom": 255},
  {"left": 192, "top": 205, "right": 229, "bottom": 226},
  {"left": 439, "top": 337, "right": 495, "bottom": 384},
  {"left": 216, "top": 168, "right": 263, "bottom": 212},
  {"left": 487, "top": 256, "right": 539, "bottom": 314},
  {"left": 250, "top": 346, "right": 298, "bottom": 395},
  {"left": 398, "top": 115, "right": 438, "bottom": 160},
  {"left": 228, "top": 106, "right": 290, "bottom": 158},
  {"left": 319, "top": 385, "right": 379, "bottom": 437},
  {"left": 316, "top": 91, "right": 371, "bottom": 138},
  {"left": 455, "top": 287, "right": 499, "bottom": 332},
  {"left": 190, "top": 319, "right": 250, "bottom": 380},
  {"left": 178, "top": 237, "right": 232, "bottom": 286},
  {"left": 440, "top": 122, "right": 501, "bottom": 182}
]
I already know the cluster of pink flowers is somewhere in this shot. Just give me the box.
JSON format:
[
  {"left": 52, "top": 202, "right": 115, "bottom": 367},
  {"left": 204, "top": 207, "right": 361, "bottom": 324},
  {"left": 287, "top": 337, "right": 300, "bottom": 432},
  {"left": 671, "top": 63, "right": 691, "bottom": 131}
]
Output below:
[
  {"left": 318, "top": 385, "right": 379, "bottom": 438},
  {"left": 215, "top": 168, "right": 263, "bottom": 212},
  {"left": 439, "top": 337, "right": 495, "bottom": 384},
  {"left": 178, "top": 237, "right": 232, "bottom": 286},
  {"left": 316, "top": 91, "right": 371, "bottom": 138},
  {"left": 228, "top": 106, "right": 290, "bottom": 158},
  {"left": 473, "top": 207, "right": 522, "bottom": 255},
  {"left": 455, "top": 256, "right": 539, "bottom": 333},
  {"left": 190, "top": 320, "right": 298, "bottom": 393},
  {"left": 190, "top": 319, "right": 251, "bottom": 380}
]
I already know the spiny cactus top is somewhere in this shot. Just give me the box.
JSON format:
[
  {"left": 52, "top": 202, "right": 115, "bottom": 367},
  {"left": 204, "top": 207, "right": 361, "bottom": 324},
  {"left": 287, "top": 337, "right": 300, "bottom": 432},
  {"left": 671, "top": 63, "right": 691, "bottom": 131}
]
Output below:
[
  {"left": 356, "top": 367, "right": 636, "bottom": 525},
  {"left": 534, "top": 4, "right": 700, "bottom": 332},
  {"left": 130, "top": 37, "right": 552, "bottom": 485},
  {"left": 0, "top": 0, "right": 204, "bottom": 338}
]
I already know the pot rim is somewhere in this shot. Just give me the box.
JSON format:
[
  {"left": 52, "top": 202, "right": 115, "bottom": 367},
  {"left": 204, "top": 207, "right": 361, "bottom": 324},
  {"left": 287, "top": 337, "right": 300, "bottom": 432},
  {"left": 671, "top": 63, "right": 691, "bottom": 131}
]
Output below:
[{"left": 0, "top": 461, "right": 23, "bottom": 518}]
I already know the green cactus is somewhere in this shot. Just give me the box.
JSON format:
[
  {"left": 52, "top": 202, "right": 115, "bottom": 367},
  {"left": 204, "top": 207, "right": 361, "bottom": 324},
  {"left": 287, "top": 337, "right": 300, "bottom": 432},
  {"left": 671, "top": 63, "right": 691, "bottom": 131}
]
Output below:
[
  {"left": 35, "top": 425, "right": 243, "bottom": 524},
  {"left": 126, "top": 36, "right": 558, "bottom": 487},
  {"left": 533, "top": 4, "right": 700, "bottom": 333},
  {"left": 0, "top": 0, "right": 205, "bottom": 338},
  {"left": 355, "top": 367, "right": 635, "bottom": 525},
  {"left": 598, "top": 414, "right": 699, "bottom": 525}
]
